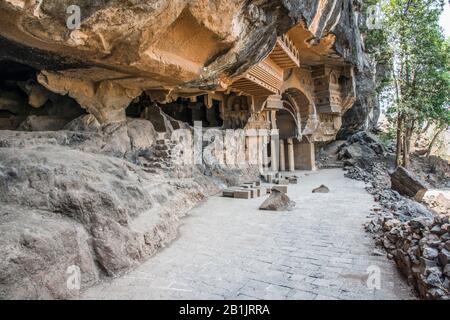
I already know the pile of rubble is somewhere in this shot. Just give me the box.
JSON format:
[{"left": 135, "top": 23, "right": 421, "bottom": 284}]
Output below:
[
  {"left": 340, "top": 131, "right": 450, "bottom": 299},
  {"left": 338, "top": 131, "right": 386, "bottom": 169},
  {"left": 367, "top": 215, "right": 450, "bottom": 299}
]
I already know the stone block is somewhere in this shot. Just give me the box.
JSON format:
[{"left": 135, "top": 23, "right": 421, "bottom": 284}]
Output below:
[
  {"left": 288, "top": 177, "right": 298, "bottom": 184},
  {"left": 272, "top": 185, "right": 288, "bottom": 193},
  {"left": 243, "top": 182, "right": 256, "bottom": 188},
  {"left": 255, "top": 187, "right": 262, "bottom": 197},
  {"left": 234, "top": 189, "right": 251, "bottom": 199},
  {"left": 276, "top": 179, "right": 289, "bottom": 185},
  {"left": 222, "top": 189, "right": 236, "bottom": 198}
]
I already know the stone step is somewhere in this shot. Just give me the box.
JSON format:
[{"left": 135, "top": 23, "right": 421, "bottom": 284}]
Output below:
[
  {"left": 233, "top": 189, "right": 252, "bottom": 199},
  {"left": 156, "top": 139, "right": 176, "bottom": 147},
  {"left": 288, "top": 177, "right": 298, "bottom": 184},
  {"left": 273, "top": 178, "right": 290, "bottom": 185},
  {"left": 153, "top": 150, "right": 171, "bottom": 157},
  {"left": 144, "top": 159, "right": 172, "bottom": 166},
  {"left": 154, "top": 144, "right": 170, "bottom": 151},
  {"left": 149, "top": 163, "right": 173, "bottom": 169}
]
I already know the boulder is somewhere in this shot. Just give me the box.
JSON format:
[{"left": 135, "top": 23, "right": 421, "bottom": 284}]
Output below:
[
  {"left": 126, "top": 118, "right": 157, "bottom": 151},
  {"left": 259, "top": 189, "right": 296, "bottom": 211},
  {"left": 0, "top": 206, "right": 99, "bottom": 299},
  {"left": 422, "top": 246, "right": 439, "bottom": 260},
  {"left": 64, "top": 114, "right": 100, "bottom": 132},
  {"left": 438, "top": 249, "right": 450, "bottom": 266},
  {"left": 390, "top": 166, "right": 428, "bottom": 201},
  {"left": 312, "top": 185, "right": 330, "bottom": 193},
  {"left": 444, "top": 264, "right": 450, "bottom": 277},
  {"left": 409, "top": 217, "right": 433, "bottom": 231}
]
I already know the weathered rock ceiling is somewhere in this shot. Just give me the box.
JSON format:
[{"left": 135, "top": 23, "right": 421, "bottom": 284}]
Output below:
[
  {"left": 0, "top": 0, "right": 364, "bottom": 89},
  {"left": 0, "top": 0, "right": 365, "bottom": 123}
]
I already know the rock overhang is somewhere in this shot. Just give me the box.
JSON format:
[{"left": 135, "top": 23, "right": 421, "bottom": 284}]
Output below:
[
  {"left": 0, "top": 0, "right": 368, "bottom": 145},
  {"left": 0, "top": 0, "right": 364, "bottom": 90}
]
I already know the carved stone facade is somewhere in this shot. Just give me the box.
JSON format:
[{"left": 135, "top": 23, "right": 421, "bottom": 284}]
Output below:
[{"left": 190, "top": 28, "right": 358, "bottom": 171}]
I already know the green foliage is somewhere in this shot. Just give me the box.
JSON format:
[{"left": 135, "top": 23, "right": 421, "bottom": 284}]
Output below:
[
  {"left": 361, "top": 0, "right": 393, "bottom": 93},
  {"left": 379, "top": 129, "right": 396, "bottom": 148},
  {"left": 365, "top": 0, "right": 450, "bottom": 133}
]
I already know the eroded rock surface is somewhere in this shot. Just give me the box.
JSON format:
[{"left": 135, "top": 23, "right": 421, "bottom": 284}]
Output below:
[{"left": 0, "top": 116, "right": 258, "bottom": 299}]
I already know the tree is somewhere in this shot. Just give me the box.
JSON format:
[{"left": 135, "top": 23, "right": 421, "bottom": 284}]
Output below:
[{"left": 368, "top": 0, "right": 450, "bottom": 167}]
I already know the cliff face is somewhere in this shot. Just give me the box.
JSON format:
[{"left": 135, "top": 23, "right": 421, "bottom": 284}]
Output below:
[
  {"left": 0, "top": 0, "right": 367, "bottom": 123},
  {"left": 338, "top": 58, "right": 380, "bottom": 138}
]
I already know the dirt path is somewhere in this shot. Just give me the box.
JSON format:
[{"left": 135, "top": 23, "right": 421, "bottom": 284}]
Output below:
[{"left": 81, "top": 169, "right": 415, "bottom": 300}]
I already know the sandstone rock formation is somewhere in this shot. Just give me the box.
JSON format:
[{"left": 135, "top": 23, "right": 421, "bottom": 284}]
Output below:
[
  {"left": 338, "top": 58, "right": 380, "bottom": 137},
  {"left": 0, "top": 0, "right": 374, "bottom": 299},
  {"left": 0, "top": 0, "right": 366, "bottom": 126},
  {"left": 0, "top": 116, "right": 259, "bottom": 299}
]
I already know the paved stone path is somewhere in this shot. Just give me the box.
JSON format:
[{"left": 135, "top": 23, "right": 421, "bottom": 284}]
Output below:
[{"left": 82, "top": 169, "right": 415, "bottom": 300}]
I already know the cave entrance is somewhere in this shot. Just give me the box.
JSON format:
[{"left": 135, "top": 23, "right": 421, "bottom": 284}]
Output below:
[
  {"left": 128, "top": 93, "right": 224, "bottom": 132},
  {"left": 158, "top": 96, "right": 223, "bottom": 128},
  {"left": 0, "top": 60, "right": 85, "bottom": 131}
]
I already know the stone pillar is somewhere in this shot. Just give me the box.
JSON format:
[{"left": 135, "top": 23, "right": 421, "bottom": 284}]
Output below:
[
  {"left": 206, "top": 106, "right": 219, "bottom": 127},
  {"left": 294, "top": 141, "right": 316, "bottom": 171},
  {"left": 261, "top": 133, "right": 269, "bottom": 172},
  {"left": 271, "top": 138, "right": 278, "bottom": 172},
  {"left": 246, "top": 129, "right": 258, "bottom": 166},
  {"left": 287, "top": 138, "right": 295, "bottom": 172},
  {"left": 191, "top": 102, "right": 206, "bottom": 126},
  {"left": 279, "top": 139, "right": 285, "bottom": 171}
]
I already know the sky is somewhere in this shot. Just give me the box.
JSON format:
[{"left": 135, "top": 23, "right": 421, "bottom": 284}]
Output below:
[{"left": 440, "top": 1, "right": 450, "bottom": 38}]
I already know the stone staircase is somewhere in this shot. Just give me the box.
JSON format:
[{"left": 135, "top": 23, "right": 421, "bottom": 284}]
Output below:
[{"left": 139, "top": 139, "right": 175, "bottom": 172}]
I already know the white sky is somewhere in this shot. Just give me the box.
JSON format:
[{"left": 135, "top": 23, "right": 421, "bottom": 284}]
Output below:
[{"left": 440, "top": 1, "right": 450, "bottom": 38}]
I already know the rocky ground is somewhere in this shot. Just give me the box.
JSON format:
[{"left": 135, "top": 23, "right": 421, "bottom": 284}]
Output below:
[
  {"left": 319, "top": 131, "right": 450, "bottom": 299},
  {"left": 0, "top": 114, "right": 258, "bottom": 299}
]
